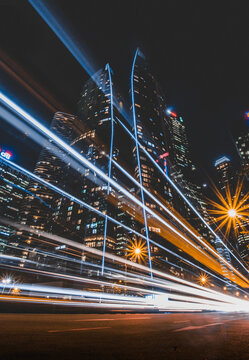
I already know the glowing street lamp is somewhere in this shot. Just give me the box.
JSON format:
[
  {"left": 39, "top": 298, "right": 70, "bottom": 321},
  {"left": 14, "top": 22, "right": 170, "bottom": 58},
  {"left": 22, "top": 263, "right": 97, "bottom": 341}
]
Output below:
[
  {"left": 228, "top": 209, "right": 237, "bottom": 218},
  {"left": 208, "top": 179, "right": 249, "bottom": 238},
  {"left": 127, "top": 238, "right": 147, "bottom": 264},
  {"left": 134, "top": 247, "right": 141, "bottom": 255},
  {"left": 201, "top": 276, "right": 207, "bottom": 284},
  {"left": 198, "top": 273, "right": 209, "bottom": 286}
]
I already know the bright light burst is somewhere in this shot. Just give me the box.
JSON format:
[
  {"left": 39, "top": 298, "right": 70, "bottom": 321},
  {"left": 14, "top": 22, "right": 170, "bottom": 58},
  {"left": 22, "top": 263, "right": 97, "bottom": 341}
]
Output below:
[
  {"left": 127, "top": 238, "right": 147, "bottom": 264},
  {"left": 197, "top": 273, "right": 210, "bottom": 286},
  {"left": 208, "top": 179, "right": 249, "bottom": 238}
]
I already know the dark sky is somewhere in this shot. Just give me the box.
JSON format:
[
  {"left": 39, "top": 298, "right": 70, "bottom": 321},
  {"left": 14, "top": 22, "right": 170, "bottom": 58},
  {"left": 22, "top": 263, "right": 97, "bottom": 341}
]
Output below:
[{"left": 0, "top": 0, "right": 249, "bottom": 176}]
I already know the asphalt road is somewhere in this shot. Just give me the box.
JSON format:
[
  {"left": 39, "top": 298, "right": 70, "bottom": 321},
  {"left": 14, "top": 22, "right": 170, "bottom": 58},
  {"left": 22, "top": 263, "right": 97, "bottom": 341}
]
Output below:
[{"left": 0, "top": 312, "right": 249, "bottom": 360}]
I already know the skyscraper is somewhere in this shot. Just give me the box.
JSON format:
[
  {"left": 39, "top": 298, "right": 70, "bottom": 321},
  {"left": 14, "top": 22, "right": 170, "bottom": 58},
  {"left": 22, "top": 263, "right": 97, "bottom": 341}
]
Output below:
[
  {"left": 130, "top": 50, "right": 213, "bottom": 278},
  {"left": 77, "top": 64, "right": 136, "bottom": 262},
  {"left": 233, "top": 113, "right": 249, "bottom": 179},
  {"left": 0, "top": 156, "right": 29, "bottom": 255},
  {"left": 166, "top": 113, "right": 192, "bottom": 175},
  {"left": 214, "top": 156, "right": 234, "bottom": 192},
  {"left": 14, "top": 112, "right": 89, "bottom": 271},
  {"left": 130, "top": 49, "right": 172, "bottom": 203}
]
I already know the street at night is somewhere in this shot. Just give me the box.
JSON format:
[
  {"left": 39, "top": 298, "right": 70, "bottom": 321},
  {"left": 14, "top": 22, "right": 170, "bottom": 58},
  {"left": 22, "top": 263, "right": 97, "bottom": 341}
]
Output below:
[
  {"left": 0, "top": 312, "right": 249, "bottom": 360},
  {"left": 1, "top": 0, "right": 249, "bottom": 358}
]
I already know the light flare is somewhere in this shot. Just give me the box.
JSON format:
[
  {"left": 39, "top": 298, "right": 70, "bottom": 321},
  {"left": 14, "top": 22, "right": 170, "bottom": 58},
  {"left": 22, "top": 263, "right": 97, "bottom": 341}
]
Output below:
[
  {"left": 127, "top": 238, "right": 147, "bottom": 264},
  {"left": 208, "top": 180, "right": 249, "bottom": 238}
]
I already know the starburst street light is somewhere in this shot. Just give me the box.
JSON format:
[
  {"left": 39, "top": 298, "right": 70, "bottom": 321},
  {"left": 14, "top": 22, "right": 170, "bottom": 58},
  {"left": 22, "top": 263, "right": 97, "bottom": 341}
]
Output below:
[
  {"left": 207, "top": 179, "right": 249, "bottom": 238},
  {"left": 127, "top": 238, "right": 147, "bottom": 264},
  {"left": 197, "top": 273, "right": 210, "bottom": 286},
  {"left": 228, "top": 209, "right": 237, "bottom": 218}
]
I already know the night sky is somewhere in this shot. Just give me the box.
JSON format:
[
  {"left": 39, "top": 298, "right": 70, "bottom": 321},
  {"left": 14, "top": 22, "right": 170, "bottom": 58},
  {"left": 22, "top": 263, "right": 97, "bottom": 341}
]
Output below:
[{"left": 0, "top": 0, "right": 249, "bottom": 176}]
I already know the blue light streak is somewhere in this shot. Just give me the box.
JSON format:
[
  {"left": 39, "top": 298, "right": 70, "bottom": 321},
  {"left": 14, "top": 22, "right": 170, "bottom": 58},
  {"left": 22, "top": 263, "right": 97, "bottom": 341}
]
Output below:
[
  {"left": 28, "top": 0, "right": 96, "bottom": 79},
  {"left": 28, "top": 0, "right": 248, "bottom": 276},
  {"left": 115, "top": 117, "right": 249, "bottom": 276},
  {"left": 1, "top": 92, "right": 248, "bottom": 285},
  {"left": 4, "top": 222, "right": 249, "bottom": 309},
  {"left": 131, "top": 48, "right": 153, "bottom": 276},
  {"left": 102, "top": 64, "right": 114, "bottom": 275}
]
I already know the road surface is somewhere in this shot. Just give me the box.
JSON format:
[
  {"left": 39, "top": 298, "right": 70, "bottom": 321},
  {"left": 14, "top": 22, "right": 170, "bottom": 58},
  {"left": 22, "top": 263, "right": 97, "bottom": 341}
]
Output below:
[{"left": 0, "top": 312, "right": 249, "bottom": 360}]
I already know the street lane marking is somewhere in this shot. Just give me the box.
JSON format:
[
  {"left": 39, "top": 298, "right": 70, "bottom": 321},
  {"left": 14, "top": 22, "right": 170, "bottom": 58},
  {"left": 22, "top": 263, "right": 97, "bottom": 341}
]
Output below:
[
  {"left": 173, "top": 322, "right": 223, "bottom": 332},
  {"left": 73, "top": 317, "right": 151, "bottom": 322},
  {"left": 48, "top": 326, "right": 110, "bottom": 333}
]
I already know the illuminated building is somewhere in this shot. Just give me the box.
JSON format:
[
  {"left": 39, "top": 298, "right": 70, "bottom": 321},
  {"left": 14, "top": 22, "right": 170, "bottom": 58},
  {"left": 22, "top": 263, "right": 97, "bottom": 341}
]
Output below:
[
  {"left": 77, "top": 65, "right": 135, "bottom": 257},
  {"left": 130, "top": 49, "right": 177, "bottom": 270},
  {"left": 237, "top": 225, "right": 249, "bottom": 268},
  {"left": 130, "top": 50, "right": 173, "bottom": 205},
  {"left": 129, "top": 50, "right": 213, "bottom": 276},
  {"left": 166, "top": 113, "right": 192, "bottom": 174},
  {"left": 236, "top": 132, "right": 249, "bottom": 175},
  {"left": 21, "top": 112, "right": 82, "bottom": 231},
  {"left": 214, "top": 156, "right": 234, "bottom": 192},
  {"left": 234, "top": 114, "right": 249, "bottom": 178},
  {"left": 0, "top": 156, "right": 29, "bottom": 254},
  {"left": 164, "top": 112, "right": 215, "bottom": 245},
  {"left": 231, "top": 114, "right": 249, "bottom": 264},
  {"left": 15, "top": 112, "right": 89, "bottom": 269}
]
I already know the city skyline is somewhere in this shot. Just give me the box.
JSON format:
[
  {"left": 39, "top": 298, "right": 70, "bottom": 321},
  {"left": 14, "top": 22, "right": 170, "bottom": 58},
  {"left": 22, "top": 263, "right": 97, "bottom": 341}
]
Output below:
[
  {"left": 1, "top": 0, "right": 249, "bottom": 174},
  {"left": 0, "top": 2, "right": 249, "bottom": 359}
]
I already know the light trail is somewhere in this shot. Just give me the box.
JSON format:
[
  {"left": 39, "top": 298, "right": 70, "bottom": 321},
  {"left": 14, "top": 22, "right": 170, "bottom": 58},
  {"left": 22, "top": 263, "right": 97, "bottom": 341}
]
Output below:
[
  {"left": 0, "top": 97, "right": 242, "bottom": 284},
  {"left": 3, "top": 238, "right": 242, "bottom": 297},
  {"left": 0, "top": 153, "right": 244, "bottom": 288},
  {"left": 1, "top": 253, "right": 248, "bottom": 313},
  {"left": 102, "top": 63, "right": 114, "bottom": 275},
  {"left": 1, "top": 274, "right": 249, "bottom": 313},
  {"left": 1, "top": 241, "right": 249, "bottom": 312},
  {"left": 28, "top": 0, "right": 129, "bottom": 120},
  {"left": 0, "top": 99, "right": 223, "bottom": 268},
  {"left": 3, "top": 217, "right": 249, "bottom": 307},
  {"left": 131, "top": 48, "right": 152, "bottom": 276},
  {"left": 0, "top": 98, "right": 248, "bottom": 287},
  {"left": 115, "top": 116, "right": 249, "bottom": 276},
  {"left": 26, "top": 0, "right": 248, "bottom": 275},
  {"left": 28, "top": 0, "right": 96, "bottom": 81},
  {"left": 0, "top": 1, "right": 248, "bottom": 306},
  {"left": 111, "top": 157, "right": 216, "bottom": 252}
]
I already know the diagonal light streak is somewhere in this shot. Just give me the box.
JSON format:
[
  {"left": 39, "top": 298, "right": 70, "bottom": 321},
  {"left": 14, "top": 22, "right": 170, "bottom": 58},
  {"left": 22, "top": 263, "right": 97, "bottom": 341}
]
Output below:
[
  {"left": 1, "top": 93, "right": 248, "bottom": 286},
  {"left": 27, "top": 0, "right": 248, "bottom": 275},
  {"left": 131, "top": 48, "right": 153, "bottom": 275},
  {"left": 115, "top": 117, "right": 249, "bottom": 275}
]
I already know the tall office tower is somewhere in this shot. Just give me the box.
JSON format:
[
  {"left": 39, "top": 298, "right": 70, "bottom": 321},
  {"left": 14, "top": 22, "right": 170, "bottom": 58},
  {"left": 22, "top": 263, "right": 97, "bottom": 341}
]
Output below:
[
  {"left": 233, "top": 113, "right": 249, "bottom": 178},
  {"left": 17, "top": 112, "right": 88, "bottom": 269},
  {"left": 164, "top": 112, "right": 214, "bottom": 245},
  {"left": 214, "top": 156, "right": 234, "bottom": 192},
  {"left": 21, "top": 112, "right": 81, "bottom": 231},
  {"left": 0, "top": 156, "right": 29, "bottom": 255},
  {"left": 130, "top": 50, "right": 204, "bottom": 278},
  {"left": 236, "top": 132, "right": 249, "bottom": 176},
  {"left": 165, "top": 112, "right": 195, "bottom": 210},
  {"left": 231, "top": 113, "right": 249, "bottom": 267},
  {"left": 77, "top": 64, "right": 134, "bottom": 257},
  {"left": 130, "top": 49, "right": 172, "bottom": 204},
  {"left": 237, "top": 228, "right": 249, "bottom": 268},
  {"left": 166, "top": 113, "right": 192, "bottom": 175}
]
